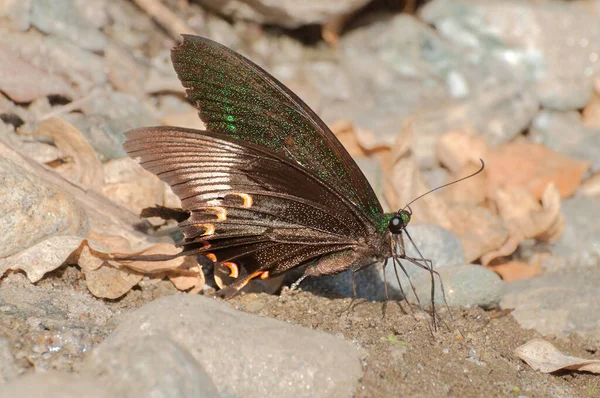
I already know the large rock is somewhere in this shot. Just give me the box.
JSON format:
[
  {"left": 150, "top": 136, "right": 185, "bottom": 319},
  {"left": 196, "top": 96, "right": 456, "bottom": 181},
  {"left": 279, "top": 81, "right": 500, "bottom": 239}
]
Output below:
[
  {"left": 84, "top": 295, "right": 362, "bottom": 398},
  {"left": 193, "top": 0, "right": 371, "bottom": 28},
  {"left": 0, "top": 157, "right": 88, "bottom": 258}
]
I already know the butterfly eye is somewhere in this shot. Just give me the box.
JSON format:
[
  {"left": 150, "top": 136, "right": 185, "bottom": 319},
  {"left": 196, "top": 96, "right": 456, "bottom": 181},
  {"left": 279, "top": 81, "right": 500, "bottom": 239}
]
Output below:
[{"left": 387, "top": 216, "right": 405, "bottom": 234}]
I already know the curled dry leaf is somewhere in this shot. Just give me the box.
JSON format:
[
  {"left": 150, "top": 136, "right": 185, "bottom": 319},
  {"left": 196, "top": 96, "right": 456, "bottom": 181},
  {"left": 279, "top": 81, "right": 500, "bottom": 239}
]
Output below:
[
  {"left": 486, "top": 142, "right": 589, "bottom": 200},
  {"left": 69, "top": 236, "right": 202, "bottom": 298},
  {"left": 0, "top": 236, "right": 84, "bottom": 282},
  {"left": 515, "top": 339, "right": 600, "bottom": 374},
  {"left": 579, "top": 170, "right": 600, "bottom": 197},
  {"left": 582, "top": 90, "right": 600, "bottom": 128},
  {"left": 30, "top": 117, "right": 104, "bottom": 190},
  {"left": 488, "top": 259, "right": 542, "bottom": 282},
  {"left": 482, "top": 183, "right": 565, "bottom": 266},
  {"left": 441, "top": 161, "right": 488, "bottom": 205},
  {"left": 447, "top": 204, "right": 508, "bottom": 263},
  {"left": 437, "top": 131, "right": 488, "bottom": 174}
]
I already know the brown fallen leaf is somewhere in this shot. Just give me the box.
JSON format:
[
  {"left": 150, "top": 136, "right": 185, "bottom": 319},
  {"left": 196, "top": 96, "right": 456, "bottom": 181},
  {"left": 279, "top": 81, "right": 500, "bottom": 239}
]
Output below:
[
  {"left": 441, "top": 160, "right": 488, "bottom": 205},
  {"left": 0, "top": 236, "right": 84, "bottom": 282},
  {"left": 30, "top": 118, "right": 104, "bottom": 190},
  {"left": 489, "top": 260, "right": 541, "bottom": 282},
  {"left": 447, "top": 203, "right": 508, "bottom": 263},
  {"left": 579, "top": 170, "right": 600, "bottom": 197},
  {"left": 482, "top": 183, "right": 564, "bottom": 266},
  {"left": 68, "top": 236, "right": 202, "bottom": 298},
  {"left": 486, "top": 142, "right": 589, "bottom": 200},
  {"left": 515, "top": 339, "right": 600, "bottom": 374},
  {"left": 437, "top": 131, "right": 488, "bottom": 174},
  {"left": 582, "top": 89, "right": 600, "bottom": 128}
]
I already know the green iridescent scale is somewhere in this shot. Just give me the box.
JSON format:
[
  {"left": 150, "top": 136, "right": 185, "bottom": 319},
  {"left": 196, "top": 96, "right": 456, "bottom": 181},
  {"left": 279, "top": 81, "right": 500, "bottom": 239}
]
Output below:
[{"left": 171, "top": 35, "right": 383, "bottom": 222}]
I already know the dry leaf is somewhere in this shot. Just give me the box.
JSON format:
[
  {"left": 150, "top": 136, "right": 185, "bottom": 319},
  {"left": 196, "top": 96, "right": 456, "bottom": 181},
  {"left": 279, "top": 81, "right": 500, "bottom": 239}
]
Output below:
[
  {"left": 582, "top": 90, "right": 600, "bottom": 128},
  {"left": 447, "top": 203, "right": 508, "bottom": 263},
  {"left": 441, "top": 161, "right": 488, "bottom": 205},
  {"left": 579, "top": 170, "right": 600, "bottom": 197},
  {"left": 489, "top": 260, "right": 541, "bottom": 282},
  {"left": 515, "top": 339, "right": 600, "bottom": 374},
  {"left": 0, "top": 236, "right": 84, "bottom": 282},
  {"left": 83, "top": 263, "right": 143, "bottom": 299},
  {"left": 30, "top": 118, "right": 104, "bottom": 189},
  {"left": 437, "top": 131, "right": 488, "bottom": 174},
  {"left": 482, "top": 184, "right": 564, "bottom": 265},
  {"left": 167, "top": 256, "right": 205, "bottom": 292},
  {"left": 486, "top": 142, "right": 589, "bottom": 200}
]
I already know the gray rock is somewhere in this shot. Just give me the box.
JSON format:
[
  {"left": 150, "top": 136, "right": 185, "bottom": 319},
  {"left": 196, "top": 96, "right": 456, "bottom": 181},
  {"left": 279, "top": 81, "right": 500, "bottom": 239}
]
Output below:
[
  {"left": 87, "top": 295, "right": 361, "bottom": 398},
  {"left": 549, "top": 196, "right": 600, "bottom": 269},
  {"left": 62, "top": 114, "right": 128, "bottom": 161},
  {"left": 283, "top": 14, "right": 538, "bottom": 168},
  {"left": 0, "top": 338, "right": 18, "bottom": 384},
  {"left": 530, "top": 109, "right": 600, "bottom": 172},
  {"left": 0, "top": 31, "right": 107, "bottom": 97},
  {"left": 0, "top": 283, "right": 114, "bottom": 372},
  {"left": 405, "top": 264, "right": 503, "bottom": 309},
  {"left": 31, "top": 0, "right": 106, "bottom": 52},
  {"left": 501, "top": 269, "right": 600, "bottom": 339},
  {"left": 0, "top": 0, "right": 31, "bottom": 31},
  {"left": 0, "top": 157, "right": 88, "bottom": 258},
  {"left": 421, "top": 0, "right": 600, "bottom": 111},
  {"left": 193, "top": 0, "right": 371, "bottom": 29},
  {"left": 63, "top": 91, "right": 160, "bottom": 161},
  {"left": 83, "top": 334, "right": 220, "bottom": 398},
  {"left": 0, "top": 371, "right": 110, "bottom": 398}
]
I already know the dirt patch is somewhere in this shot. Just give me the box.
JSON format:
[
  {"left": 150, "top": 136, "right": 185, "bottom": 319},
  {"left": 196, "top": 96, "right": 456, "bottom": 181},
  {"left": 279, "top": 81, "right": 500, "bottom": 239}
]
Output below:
[{"left": 231, "top": 290, "right": 599, "bottom": 397}]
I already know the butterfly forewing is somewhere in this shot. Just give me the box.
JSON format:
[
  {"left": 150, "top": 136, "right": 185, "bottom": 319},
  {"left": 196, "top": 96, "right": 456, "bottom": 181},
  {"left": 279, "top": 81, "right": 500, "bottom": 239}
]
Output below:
[{"left": 171, "top": 35, "right": 383, "bottom": 223}]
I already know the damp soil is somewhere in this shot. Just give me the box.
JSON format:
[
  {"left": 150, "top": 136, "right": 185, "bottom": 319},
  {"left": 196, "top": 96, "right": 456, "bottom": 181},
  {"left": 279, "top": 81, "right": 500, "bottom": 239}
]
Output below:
[
  {"left": 1, "top": 269, "right": 598, "bottom": 397},
  {"left": 231, "top": 290, "right": 599, "bottom": 398}
]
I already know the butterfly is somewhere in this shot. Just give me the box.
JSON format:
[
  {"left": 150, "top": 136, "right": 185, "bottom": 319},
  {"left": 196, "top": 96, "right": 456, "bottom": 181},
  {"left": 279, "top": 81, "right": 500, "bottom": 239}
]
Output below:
[{"left": 124, "top": 35, "right": 478, "bottom": 309}]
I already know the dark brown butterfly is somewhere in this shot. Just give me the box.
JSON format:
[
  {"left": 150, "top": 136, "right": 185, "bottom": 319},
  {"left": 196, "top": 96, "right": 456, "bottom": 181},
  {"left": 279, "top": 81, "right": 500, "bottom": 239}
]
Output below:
[{"left": 124, "top": 35, "right": 479, "bottom": 308}]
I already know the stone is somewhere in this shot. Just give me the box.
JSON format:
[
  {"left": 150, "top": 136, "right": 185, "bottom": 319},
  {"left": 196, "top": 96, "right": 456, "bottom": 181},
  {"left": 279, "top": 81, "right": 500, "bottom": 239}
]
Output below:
[
  {"left": 83, "top": 334, "right": 220, "bottom": 398},
  {"left": 0, "top": 338, "right": 18, "bottom": 384},
  {"left": 0, "top": 371, "right": 110, "bottom": 398},
  {"left": 192, "top": 0, "right": 371, "bottom": 29},
  {"left": 550, "top": 196, "right": 600, "bottom": 269},
  {"left": 421, "top": 0, "right": 600, "bottom": 111},
  {"left": 30, "top": 0, "right": 106, "bottom": 52},
  {"left": 501, "top": 269, "right": 600, "bottom": 339},
  {"left": 530, "top": 109, "right": 600, "bottom": 173},
  {"left": 0, "top": 157, "right": 88, "bottom": 258},
  {"left": 86, "top": 295, "right": 362, "bottom": 398}
]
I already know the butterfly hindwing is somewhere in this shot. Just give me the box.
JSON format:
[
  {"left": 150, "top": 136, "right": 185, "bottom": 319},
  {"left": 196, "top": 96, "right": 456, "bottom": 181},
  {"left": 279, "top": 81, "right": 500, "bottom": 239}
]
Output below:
[{"left": 125, "top": 126, "right": 379, "bottom": 293}]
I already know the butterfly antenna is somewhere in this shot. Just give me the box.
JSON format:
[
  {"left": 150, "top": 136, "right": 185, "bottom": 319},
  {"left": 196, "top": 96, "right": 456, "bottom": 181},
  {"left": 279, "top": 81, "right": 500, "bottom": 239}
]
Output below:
[{"left": 401, "top": 159, "right": 485, "bottom": 212}]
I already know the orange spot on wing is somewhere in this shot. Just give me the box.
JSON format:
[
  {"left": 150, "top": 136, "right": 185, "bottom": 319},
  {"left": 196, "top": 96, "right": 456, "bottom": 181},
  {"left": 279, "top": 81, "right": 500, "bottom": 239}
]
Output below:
[
  {"left": 236, "top": 270, "right": 269, "bottom": 289},
  {"left": 204, "top": 206, "right": 227, "bottom": 221},
  {"left": 228, "top": 192, "right": 253, "bottom": 208},
  {"left": 260, "top": 271, "right": 270, "bottom": 280},
  {"left": 205, "top": 253, "right": 217, "bottom": 262},
  {"left": 222, "top": 262, "right": 239, "bottom": 278}
]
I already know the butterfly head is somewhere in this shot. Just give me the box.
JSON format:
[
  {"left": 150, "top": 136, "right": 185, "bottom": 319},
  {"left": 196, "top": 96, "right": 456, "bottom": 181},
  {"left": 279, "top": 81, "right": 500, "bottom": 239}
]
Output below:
[{"left": 387, "top": 208, "right": 411, "bottom": 235}]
